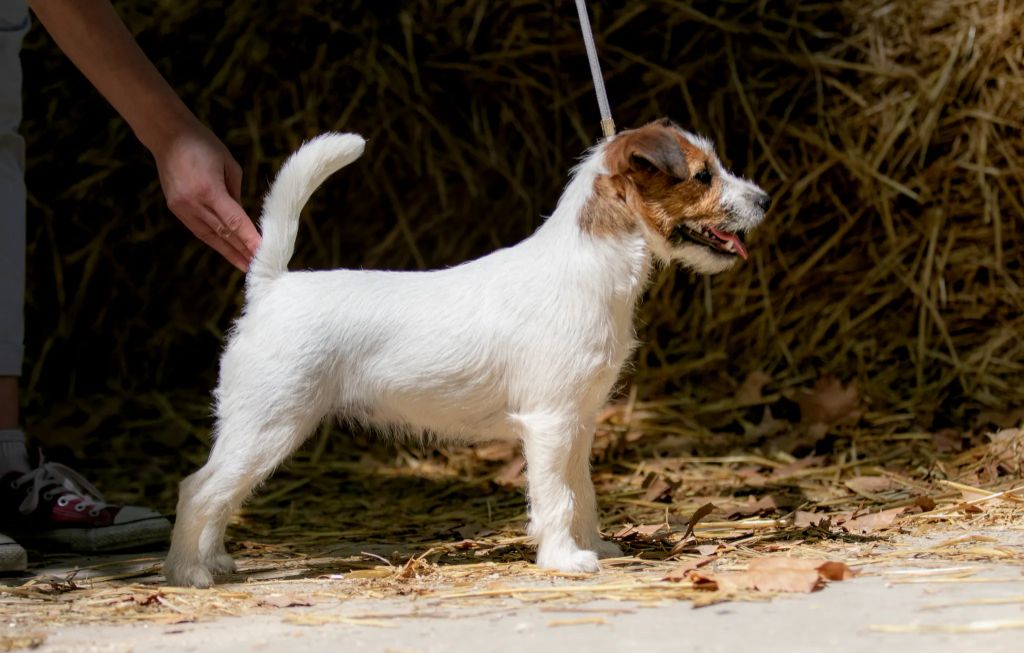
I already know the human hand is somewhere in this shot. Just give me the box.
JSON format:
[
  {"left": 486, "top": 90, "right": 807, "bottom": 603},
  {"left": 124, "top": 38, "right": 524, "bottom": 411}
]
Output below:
[{"left": 151, "top": 123, "right": 261, "bottom": 271}]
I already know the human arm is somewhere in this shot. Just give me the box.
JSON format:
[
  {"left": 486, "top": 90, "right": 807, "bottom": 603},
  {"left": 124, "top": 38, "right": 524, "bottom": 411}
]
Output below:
[{"left": 28, "top": 0, "right": 260, "bottom": 271}]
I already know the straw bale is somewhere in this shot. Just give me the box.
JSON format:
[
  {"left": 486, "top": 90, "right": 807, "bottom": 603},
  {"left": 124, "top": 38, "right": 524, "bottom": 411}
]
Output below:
[{"left": 16, "top": 1, "right": 1022, "bottom": 470}]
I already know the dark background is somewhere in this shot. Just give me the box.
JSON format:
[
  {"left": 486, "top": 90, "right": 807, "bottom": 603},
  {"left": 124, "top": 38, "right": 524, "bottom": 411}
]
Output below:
[{"left": 18, "top": 0, "right": 1024, "bottom": 473}]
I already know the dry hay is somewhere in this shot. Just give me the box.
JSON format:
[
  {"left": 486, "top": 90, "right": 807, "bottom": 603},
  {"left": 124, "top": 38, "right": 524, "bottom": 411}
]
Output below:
[
  {"left": 2, "top": 417, "right": 1021, "bottom": 628},
  {"left": 6, "top": 0, "right": 1023, "bottom": 631}
]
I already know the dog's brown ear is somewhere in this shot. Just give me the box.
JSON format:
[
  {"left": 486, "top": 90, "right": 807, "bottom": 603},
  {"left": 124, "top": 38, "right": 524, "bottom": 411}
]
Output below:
[{"left": 611, "top": 125, "right": 690, "bottom": 181}]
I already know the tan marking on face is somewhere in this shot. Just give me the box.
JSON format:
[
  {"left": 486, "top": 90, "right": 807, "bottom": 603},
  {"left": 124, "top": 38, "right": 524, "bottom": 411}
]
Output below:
[{"left": 581, "top": 120, "right": 729, "bottom": 240}]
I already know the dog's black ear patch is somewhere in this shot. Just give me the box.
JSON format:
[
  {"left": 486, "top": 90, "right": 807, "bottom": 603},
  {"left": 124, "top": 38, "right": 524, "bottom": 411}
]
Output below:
[{"left": 626, "top": 128, "right": 689, "bottom": 181}]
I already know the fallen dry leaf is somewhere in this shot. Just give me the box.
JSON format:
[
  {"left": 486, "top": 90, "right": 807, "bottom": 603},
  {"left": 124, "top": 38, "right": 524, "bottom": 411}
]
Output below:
[
  {"left": 746, "top": 407, "right": 790, "bottom": 439},
  {"left": 691, "top": 558, "right": 854, "bottom": 593},
  {"left": 747, "top": 557, "right": 855, "bottom": 581},
  {"left": 844, "top": 476, "right": 899, "bottom": 494},
  {"left": 682, "top": 503, "right": 717, "bottom": 539},
  {"left": 913, "top": 496, "right": 937, "bottom": 511},
  {"left": 795, "top": 376, "right": 861, "bottom": 435},
  {"left": 663, "top": 556, "right": 716, "bottom": 581},
  {"left": 641, "top": 477, "right": 677, "bottom": 503},
  {"left": 614, "top": 523, "right": 667, "bottom": 541},
  {"left": 737, "top": 371, "right": 772, "bottom": 405},
  {"left": 793, "top": 511, "right": 827, "bottom": 528},
  {"left": 726, "top": 494, "right": 784, "bottom": 518},
  {"left": 771, "top": 455, "right": 826, "bottom": 479},
  {"left": 841, "top": 506, "right": 907, "bottom": 533}
]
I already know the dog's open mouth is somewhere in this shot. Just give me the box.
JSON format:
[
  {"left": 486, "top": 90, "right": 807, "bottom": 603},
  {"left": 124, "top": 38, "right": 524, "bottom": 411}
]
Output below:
[{"left": 671, "top": 224, "right": 749, "bottom": 259}]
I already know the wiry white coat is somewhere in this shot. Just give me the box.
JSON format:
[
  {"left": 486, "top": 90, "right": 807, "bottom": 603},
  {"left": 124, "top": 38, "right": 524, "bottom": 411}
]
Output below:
[{"left": 164, "top": 130, "right": 762, "bottom": 587}]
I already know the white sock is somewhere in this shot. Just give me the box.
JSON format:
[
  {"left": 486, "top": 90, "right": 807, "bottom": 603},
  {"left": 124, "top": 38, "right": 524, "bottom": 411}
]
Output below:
[{"left": 0, "top": 429, "right": 31, "bottom": 475}]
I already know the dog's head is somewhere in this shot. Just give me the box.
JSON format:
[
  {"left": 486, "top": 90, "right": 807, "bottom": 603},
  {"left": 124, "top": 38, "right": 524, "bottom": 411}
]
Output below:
[{"left": 594, "top": 118, "right": 770, "bottom": 273}]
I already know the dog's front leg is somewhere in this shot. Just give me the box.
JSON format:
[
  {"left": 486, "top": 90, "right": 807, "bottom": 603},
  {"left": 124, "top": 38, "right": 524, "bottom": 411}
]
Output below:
[
  {"left": 569, "top": 425, "right": 623, "bottom": 560},
  {"left": 520, "top": 412, "right": 603, "bottom": 573}
]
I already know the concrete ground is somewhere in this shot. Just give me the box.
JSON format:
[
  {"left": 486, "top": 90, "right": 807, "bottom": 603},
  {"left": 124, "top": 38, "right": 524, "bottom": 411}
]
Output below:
[{"left": 4, "top": 529, "right": 1023, "bottom": 653}]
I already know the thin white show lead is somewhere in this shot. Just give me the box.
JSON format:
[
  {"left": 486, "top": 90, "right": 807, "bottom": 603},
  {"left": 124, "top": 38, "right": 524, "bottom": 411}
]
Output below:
[{"left": 573, "top": 0, "right": 615, "bottom": 139}]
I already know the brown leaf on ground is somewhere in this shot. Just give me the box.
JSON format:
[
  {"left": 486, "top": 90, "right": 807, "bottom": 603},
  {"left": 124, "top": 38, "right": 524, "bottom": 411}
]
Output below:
[
  {"left": 795, "top": 376, "right": 861, "bottom": 431},
  {"left": 746, "top": 407, "right": 790, "bottom": 439},
  {"left": 726, "top": 495, "right": 783, "bottom": 518},
  {"left": 957, "top": 502, "right": 984, "bottom": 514},
  {"left": 794, "top": 511, "right": 828, "bottom": 528},
  {"left": 614, "top": 523, "right": 667, "bottom": 542},
  {"left": 692, "top": 569, "right": 820, "bottom": 593},
  {"left": 691, "top": 558, "right": 854, "bottom": 593},
  {"left": 771, "top": 455, "right": 826, "bottom": 479},
  {"left": 747, "top": 557, "right": 855, "bottom": 581},
  {"left": 683, "top": 503, "right": 717, "bottom": 539},
  {"left": 844, "top": 476, "right": 899, "bottom": 494},
  {"left": 737, "top": 371, "right": 773, "bottom": 405},
  {"left": 640, "top": 473, "right": 679, "bottom": 503},
  {"left": 840, "top": 506, "right": 907, "bottom": 533},
  {"left": 663, "top": 556, "right": 716, "bottom": 581},
  {"left": 913, "top": 496, "right": 937, "bottom": 511},
  {"left": 735, "top": 466, "right": 769, "bottom": 487}
]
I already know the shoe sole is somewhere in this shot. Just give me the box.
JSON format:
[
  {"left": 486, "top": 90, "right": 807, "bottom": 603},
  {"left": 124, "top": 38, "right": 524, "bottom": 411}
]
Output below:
[
  {"left": 0, "top": 542, "right": 28, "bottom": 572},
  {"left": 9, "top": 517, "right": 171, "bottom": 553}
]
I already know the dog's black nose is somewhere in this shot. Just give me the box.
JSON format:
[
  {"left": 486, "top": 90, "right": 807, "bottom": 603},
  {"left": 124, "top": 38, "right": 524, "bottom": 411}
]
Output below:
[{"left": 757, "top": 193, "right": 772, "bottom": 212}]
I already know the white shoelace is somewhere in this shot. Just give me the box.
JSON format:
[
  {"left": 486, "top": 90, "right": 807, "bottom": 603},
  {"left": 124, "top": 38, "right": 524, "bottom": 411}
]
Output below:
[{"left": 9, "top": 459, "right": 109, "bottom": 516}]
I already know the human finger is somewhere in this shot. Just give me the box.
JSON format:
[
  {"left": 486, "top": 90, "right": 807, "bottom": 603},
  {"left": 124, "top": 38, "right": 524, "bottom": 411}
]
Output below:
[
  {"left": 224, "top": 157, "right": 243, "bottom": 203},
  {"left": 207, "top": 191, "right": 261, "bottom": 260},
  {"left": 175, "top": 203, "right": 250, "bottom": 271}
]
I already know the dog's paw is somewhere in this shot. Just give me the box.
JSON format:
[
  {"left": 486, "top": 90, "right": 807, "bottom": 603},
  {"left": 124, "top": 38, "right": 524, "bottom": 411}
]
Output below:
[
  {"left": 590, "top": 539, "right": 624, "bottom": 559},
  {"left": 537, "top": 547, "right": 601, "bottom": 574},
  {"left": 163, "top": 561, "right": 215, "bottom": 589},
  {"left": 204, "top": 552, "right": 237, "bottom": 575}
]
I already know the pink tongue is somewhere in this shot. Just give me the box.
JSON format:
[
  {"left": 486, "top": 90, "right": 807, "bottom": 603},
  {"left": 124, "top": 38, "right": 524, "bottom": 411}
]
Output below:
[{"left": 709, "top": 227, "right": 748, "bottom": 260}]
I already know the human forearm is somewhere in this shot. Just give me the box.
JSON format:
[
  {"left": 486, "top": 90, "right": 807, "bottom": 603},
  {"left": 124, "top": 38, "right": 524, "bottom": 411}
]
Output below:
[
  {"left": 28, "top": 0, "right": 196, "bottom": 155},
  {"left": 28, "top": 0, "right": 260, "bottom": 269}
]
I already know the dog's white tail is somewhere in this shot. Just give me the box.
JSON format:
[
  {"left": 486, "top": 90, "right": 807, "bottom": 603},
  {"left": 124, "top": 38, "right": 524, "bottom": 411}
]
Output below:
[{"left": 247, "top": 133, "right": 366, "bottom": 293}]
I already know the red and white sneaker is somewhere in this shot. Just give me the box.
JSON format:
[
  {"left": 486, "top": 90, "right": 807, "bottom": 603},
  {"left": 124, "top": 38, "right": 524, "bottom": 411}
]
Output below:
[{"left": 1, "top": 459, "right": 170, "bottom": 553}]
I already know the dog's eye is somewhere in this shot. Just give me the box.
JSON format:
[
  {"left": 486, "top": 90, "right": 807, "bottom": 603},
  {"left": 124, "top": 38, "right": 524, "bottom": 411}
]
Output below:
[{"left": 695, "top": 168, "right": 712, "bottom": 185}]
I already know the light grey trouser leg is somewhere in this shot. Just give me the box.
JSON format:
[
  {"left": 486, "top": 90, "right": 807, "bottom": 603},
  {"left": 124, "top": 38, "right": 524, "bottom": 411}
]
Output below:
[{"left": 0, "top": 0, "right": 28, "bottom": 377}]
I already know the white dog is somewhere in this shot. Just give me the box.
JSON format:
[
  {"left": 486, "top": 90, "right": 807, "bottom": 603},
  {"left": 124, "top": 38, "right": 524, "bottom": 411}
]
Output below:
[{"left": 163, "top": 118, "right": 770, "bottom": 588}]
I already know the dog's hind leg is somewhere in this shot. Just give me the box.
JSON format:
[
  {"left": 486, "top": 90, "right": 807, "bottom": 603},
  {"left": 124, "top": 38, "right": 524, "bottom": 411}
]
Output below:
[
  {"left": 164, "top": 412, "right": 317, "bottom": 587},
  {"left": 519, "top": 411, "right": 602, "bottom": 573}
]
